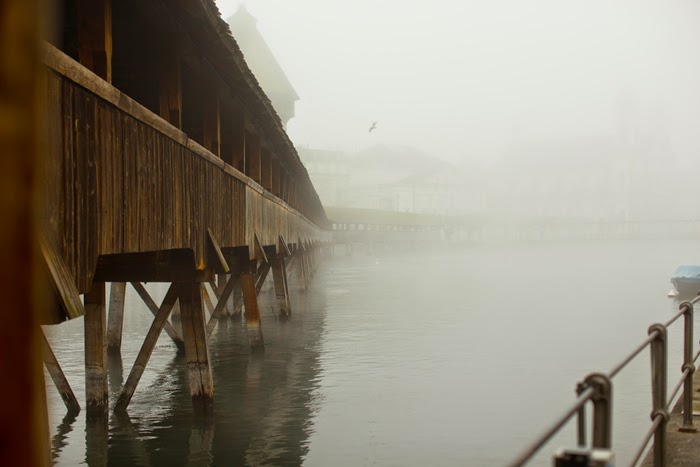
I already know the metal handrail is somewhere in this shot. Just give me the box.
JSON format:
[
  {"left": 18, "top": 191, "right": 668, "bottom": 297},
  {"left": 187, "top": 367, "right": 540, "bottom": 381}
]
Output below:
[{"left": 509, "top": 294, "right": 700, "bottom": 467}]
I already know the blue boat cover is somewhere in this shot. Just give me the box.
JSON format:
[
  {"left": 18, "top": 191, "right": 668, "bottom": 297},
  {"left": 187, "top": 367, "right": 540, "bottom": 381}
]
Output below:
[{"left": 672, "top": 265, "right": 700, "bottom": 280}]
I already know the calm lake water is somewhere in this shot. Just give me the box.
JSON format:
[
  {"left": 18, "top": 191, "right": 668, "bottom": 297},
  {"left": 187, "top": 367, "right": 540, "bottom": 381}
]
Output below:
[{"left": 45, "top": 239, "right": 700, "bottom": 466}]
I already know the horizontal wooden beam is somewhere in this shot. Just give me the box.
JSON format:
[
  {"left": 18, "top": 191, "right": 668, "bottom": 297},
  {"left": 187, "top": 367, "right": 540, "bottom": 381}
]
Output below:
[{"left": 94, "top": 251, "right": 215, "bottom": 283}]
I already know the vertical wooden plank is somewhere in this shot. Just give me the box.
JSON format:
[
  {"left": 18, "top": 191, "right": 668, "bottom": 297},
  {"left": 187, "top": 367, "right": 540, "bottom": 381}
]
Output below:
[
  {"left": 62, "top": 81, "right": 76, "bottom": 281},
  {"left": 84, "top": 281, "right": 107, "bottom": 417},
  {"left": 97, "top": 101, "right": 111, "bottom": 255},
  {"left": 73, "top": 86, "right": 92, "bottom": 291},
  {"left": 179, "top": 282, "right": 214, "bottom": 405},
  {"left": 163, "top": 138, "right": 174, "bottom": 249},
  {"left": 106, "top": 282, "right": 126, "bottom": 354},
  {"left": 112, "top": 108, "right": 124, "bottom": 253},
  {"left": 45, "top": 72, "right": 64, "bottom": 241},
  {"left": 122, "top": 115, "right": 136, "bottom": 252},
  {"left": 241, "top": 261, "right": 264, "bottom": 350}
]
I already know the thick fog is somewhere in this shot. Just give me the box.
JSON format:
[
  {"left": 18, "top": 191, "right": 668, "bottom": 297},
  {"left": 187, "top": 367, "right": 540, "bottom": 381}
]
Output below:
[{"left": 217, "top": 0, "right": 700, "bottom": 224}]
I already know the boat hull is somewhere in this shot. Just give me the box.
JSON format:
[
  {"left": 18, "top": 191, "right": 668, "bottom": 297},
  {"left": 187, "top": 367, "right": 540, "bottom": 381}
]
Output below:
[{"left": 671, "top": 279, "right": 700, "bottom": 299}]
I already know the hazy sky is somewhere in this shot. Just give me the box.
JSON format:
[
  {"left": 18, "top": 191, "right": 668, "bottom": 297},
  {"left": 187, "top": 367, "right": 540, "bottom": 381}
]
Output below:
[{"left": 215, "top": 0, "right": 700, "bottom": 164}]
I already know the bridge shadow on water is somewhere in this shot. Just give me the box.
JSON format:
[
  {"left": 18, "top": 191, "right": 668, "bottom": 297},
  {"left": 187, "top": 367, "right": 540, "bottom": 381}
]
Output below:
[{"left": 47, "top": 273, "right": 328, "bottom": 467}]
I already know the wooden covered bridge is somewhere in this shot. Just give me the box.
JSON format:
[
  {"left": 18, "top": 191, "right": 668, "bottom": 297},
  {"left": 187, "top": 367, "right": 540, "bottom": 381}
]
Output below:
[{"left": 34, "top": 0, "right": 331, "bottom": 424}]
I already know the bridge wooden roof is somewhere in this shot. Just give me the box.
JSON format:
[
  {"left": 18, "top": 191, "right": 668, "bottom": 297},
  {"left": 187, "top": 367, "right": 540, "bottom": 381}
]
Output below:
[{"left": 168, "top": 0, "right": 323, "bottom": 217}]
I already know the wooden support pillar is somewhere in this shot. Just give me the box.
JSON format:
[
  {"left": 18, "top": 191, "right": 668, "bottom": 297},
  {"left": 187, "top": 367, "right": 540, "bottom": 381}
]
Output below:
[
  {"left": 76, "top": 0, "right": 112, "bottom": 82},
  {"left": 307, "top": 243, "right": 314, "bottom": 274},
  {"left": 203, "top": 96, "right": 220, "bottom": 157},
  {"left": 179, "top": 282, "right": 214, "bottom": 405},
  {"left": 271, "top": 256, "right": 292, "bottom": 320},
  {"left": 84, "top": 282, "right": 108, "bottom": 418},
  {"left": 115, "top": 284, "right": 179, "bottom": 411},
  {"left": 302, "top": 242, "right": 313, "bottom": 279},
  {"left": 296, "top": 252, "right": 308, "bottom": 293},
  {"left": 106, "top": 282, "right": 126, "bottom": 355},
  {"left": 232, "top": 280, "right": 243, "bottom": 316},
  {"left": 241, "top": 262, "right": 264, "bottom": 350},
  {"left": 158, "top": 53, "right": 182, "bottom": 128},
  {"left": 245, "top": 131, "right": 261, "bottom": 184},
  {"left": 261, "top": 148, "right": 272, "bottom": 192},
  {"left": 41, "top": 330, "right": 80, "bottom": 413}
]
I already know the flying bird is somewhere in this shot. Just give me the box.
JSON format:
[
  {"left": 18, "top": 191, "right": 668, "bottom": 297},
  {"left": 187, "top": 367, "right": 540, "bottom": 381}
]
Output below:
[{"left": 368, "top": 121, "right": 377, "bottom": 133}]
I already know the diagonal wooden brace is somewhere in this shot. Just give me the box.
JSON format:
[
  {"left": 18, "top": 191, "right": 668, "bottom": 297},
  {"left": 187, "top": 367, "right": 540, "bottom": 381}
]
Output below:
[{"left": 129, "top": 282, "right": 184, "bottom": 352}]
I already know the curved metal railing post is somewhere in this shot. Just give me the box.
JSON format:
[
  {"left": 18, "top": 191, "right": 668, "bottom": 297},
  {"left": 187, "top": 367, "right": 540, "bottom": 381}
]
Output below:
[
  {"left": 648, "top": 323, "right": 668, "bottom": 467},
  {"left": 576, "top": 381, "right": 587, "bottom": 447},
  {"left": 679, "top": 301, "right": 697, "bottom": 433},
  {"left": 583, "top": 373, "right": 613, "bottom": 449}
]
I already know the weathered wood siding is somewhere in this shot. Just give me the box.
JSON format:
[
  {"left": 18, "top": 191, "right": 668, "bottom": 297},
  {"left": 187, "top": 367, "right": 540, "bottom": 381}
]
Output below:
[{"left": 42, "top": 48, "right": 329, "bottom": 294}]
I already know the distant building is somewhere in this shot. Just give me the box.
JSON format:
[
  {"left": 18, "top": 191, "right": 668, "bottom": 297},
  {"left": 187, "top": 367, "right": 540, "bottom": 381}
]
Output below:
[
  {"left": 227, "top": 7, "right": 299, "bottom": 128},
  {"left": 297, "top": 148, "right": 349, "bottom": 207},
  {"left": 299, "top": 145, "right": 486, "bottom": 218}
]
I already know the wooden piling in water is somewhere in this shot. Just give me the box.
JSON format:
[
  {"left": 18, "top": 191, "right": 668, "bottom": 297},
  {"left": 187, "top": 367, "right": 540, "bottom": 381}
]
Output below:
[
  {"left": 84, "top": 281, "right": 108, "bottom": 417},
  {"left": 271, "top": 256, "right": 292, "bottom": 320},
  {"left": 106, "top": 282, "right": 126, "bottom": 354},
  {"left": 178, "top": 282, "right": 214, "bottom": 404},
  {"left": 295, "top": 244, "right": 309, "bottom": 293},
  {"left": 241, "top": 261, "right": 265, "bottom": 350}
]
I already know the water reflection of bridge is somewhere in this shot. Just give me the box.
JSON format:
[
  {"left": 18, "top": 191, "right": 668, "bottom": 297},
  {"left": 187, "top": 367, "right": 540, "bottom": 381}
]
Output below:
[{"left": 48, "top": 283, "right": 327, "bottom": 466}]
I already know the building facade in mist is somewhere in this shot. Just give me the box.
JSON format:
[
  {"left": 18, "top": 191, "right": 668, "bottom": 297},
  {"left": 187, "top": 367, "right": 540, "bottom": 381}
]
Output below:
[
  {"left": 299, "top": 145, "right": 487, "bottom": 218},
  {"left": 227, "top": 7, "right": 299, "bottom": 128}
]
